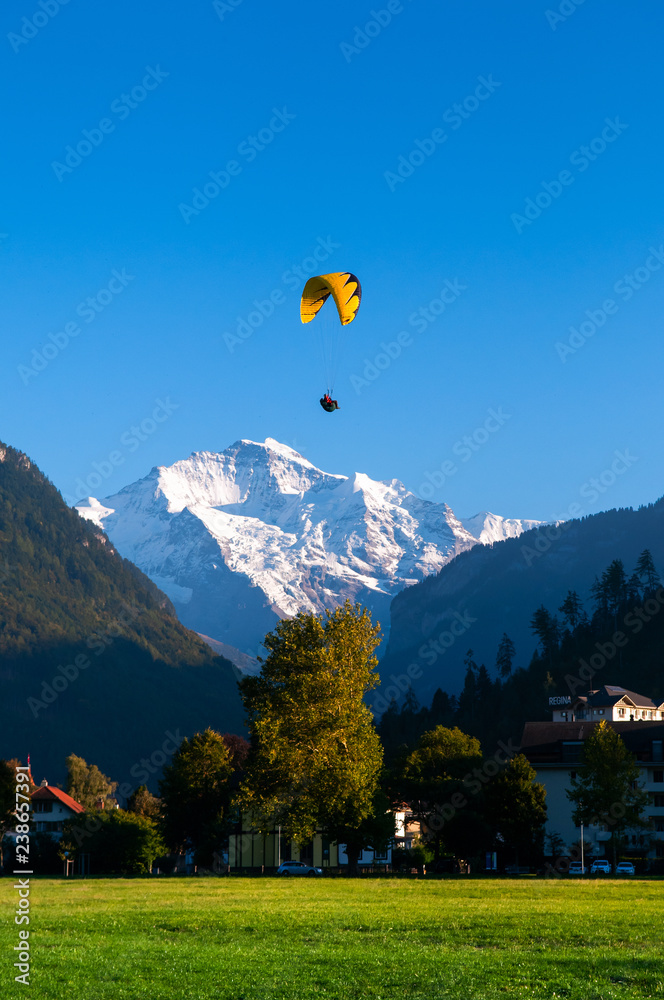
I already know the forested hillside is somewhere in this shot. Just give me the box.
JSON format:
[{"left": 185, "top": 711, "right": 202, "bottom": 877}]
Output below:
[{"left": 0, "top": 442, "right": 244, "bottom": 788}]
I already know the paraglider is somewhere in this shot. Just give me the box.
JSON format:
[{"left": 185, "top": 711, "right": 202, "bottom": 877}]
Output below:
[
  {"left": 320, "top": 393, "right": 339, "bottom": 412},
  {"left": 300, "top": 272, "right": 361, "bottom": 412}
]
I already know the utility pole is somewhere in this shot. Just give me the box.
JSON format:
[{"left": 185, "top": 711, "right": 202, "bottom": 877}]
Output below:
[{"left": 580, "top": 822, "right": 584, "bottom": 872}]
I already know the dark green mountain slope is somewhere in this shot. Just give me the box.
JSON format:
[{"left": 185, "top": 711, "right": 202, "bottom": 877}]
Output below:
[
  {"left": 0, "top": 442, "right": 244, "bottom": 791},
  {"left": 380, "top": 500, "right": 664, "bottom": 701}
]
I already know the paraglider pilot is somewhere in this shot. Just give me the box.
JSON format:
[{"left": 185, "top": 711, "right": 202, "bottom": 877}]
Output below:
[{"left": 320, "top": 393, "right": 339, "bottom": 412}]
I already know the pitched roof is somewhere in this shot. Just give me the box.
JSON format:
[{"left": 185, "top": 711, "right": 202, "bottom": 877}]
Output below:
[
  {"left": 586, "top": 685, "right": 657, "bottom": 709},
  {"left": 32, "top": 785, "right": 85, "bottom": 814},
  {"left": 521, "top": 719, "right": 664, "bottom": 761}
]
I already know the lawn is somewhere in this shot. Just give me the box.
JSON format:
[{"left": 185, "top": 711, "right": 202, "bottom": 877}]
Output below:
[{"left": 1, "top": 876, "right": 662, "bottom": 999}]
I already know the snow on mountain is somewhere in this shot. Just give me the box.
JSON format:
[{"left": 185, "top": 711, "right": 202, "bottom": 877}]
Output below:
[
  {"left": 460, "top": 511, "right": 545, "bottom": 546},
  {"left": 75, "top": 438, "right": 543, "bottom": 664}
]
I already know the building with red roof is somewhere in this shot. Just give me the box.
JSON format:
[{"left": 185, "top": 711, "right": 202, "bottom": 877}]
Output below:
[{"left": 31, "top": 781, "right": 84, "bottom": 837}]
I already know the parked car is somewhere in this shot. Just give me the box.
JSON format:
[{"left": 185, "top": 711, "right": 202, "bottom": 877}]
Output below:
[
  {"left": 276, "top": 861, "right": 323, "bottom": 877},
  {"left": 590, "top": 859, "right": 611, "bottom": 874},
  {"left": 614, "top": 862, "right": 635, "bottom": 875},
  {"left": 568, "top": 862, "right": 587, "bottom": 875}
]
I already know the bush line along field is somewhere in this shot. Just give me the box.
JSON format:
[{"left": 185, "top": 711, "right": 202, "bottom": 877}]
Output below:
[{"left": 2, "top": 878, "right": 662, "bottom": 999}]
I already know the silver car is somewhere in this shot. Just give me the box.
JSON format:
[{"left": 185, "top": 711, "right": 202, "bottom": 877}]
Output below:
[
  {"left": 277, "top": 861, "right": 322, "bottom": 877},
  {"left": 615, "top": 862, "right": 635, "bottom": 875}
]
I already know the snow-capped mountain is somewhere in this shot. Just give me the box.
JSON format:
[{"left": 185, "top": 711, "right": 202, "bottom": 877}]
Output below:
[
  {"left": 460, "top": 511, "right": 544, "bottom": 546},
  {"left": 75, "top": 438, "right": 543, "bottom": 663}
]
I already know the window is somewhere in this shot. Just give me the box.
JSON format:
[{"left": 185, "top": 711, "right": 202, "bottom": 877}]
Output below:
[
  {"left": 570, "top": 771, "right": 577, "bottom": 781},
  {"left": 653, "top": 742, "right": 664, "bottom": 763},
  {"left": 33, "top": 801, "right": 52, "bottom": 813},
  {"left": 653, "top": 770, "right": 664, "bottom": 784},
  {"left": 374, "top": 848, "right": 388, "bottom": 862},
  {"left": 617, "top": 708, "right": 625, "bottom": 717},
  {"left": 652, "top": 794, "right": 664, "bottom": 808},
  {"left": 653, "top": 819, "right": 664, "bottom": 832},
  {"left": 562, "top": 742, "right": 583, "bottom": 763}
]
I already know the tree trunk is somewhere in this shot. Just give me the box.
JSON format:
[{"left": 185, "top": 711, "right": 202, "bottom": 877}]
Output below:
[{"left": 345, "top": 843, "right": 361, "bottom": 878}]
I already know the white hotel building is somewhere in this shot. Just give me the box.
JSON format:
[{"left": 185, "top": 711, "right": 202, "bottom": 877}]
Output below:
[{"left": 522, "top": 686, "right": 664, "bottom": 862}]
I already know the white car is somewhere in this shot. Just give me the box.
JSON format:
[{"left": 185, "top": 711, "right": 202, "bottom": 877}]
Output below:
[
  {"left": 590, "top": 859, "right": 611, "bottom": 874},
  {"left": 568, "top": 862, "right": 587, "bottom": 875},
  {"left": 276, "top": 861, "right": 322, "bottom": 877},
  {"left": 614, "top": 862, "right": 635, "bottom": 875}
]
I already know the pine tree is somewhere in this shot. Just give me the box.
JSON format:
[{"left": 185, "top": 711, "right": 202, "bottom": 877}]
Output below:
[
  {"left": 529, "top": 607, "right": 560, "bottom": 666},
  {"left": 495, "top": 633, "right": 515, "bottom": 678},
  {"left": 635, "top": 549, "right": 660, "bottom": 596},
  {"left": 558, "top": 591, "right": 584, "bottom": 632}
]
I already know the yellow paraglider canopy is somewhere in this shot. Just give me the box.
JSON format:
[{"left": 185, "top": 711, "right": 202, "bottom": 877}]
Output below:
[{"left": 300, "top": 272, "right": 362, "bottom": 326}]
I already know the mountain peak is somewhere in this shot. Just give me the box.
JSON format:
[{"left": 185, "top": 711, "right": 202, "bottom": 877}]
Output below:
[{"left": 75, "top": 438, "right": 543, "bottom": 660}]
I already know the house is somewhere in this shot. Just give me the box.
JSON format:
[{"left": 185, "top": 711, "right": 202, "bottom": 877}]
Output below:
[
  {"left": 228, "top": 810, "right": 409, "bottom": 871},
  {"left": 31, "top": 780, "right": 85, "bottom": 838},
  {"left": 549, "top": 685, "right": 664, "bottom": 723},
  {"left": 521, "top": 717, "right": 664, "bottom": 862}
]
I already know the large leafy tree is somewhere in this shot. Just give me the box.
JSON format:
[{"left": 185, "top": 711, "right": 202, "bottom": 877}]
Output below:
[
  {"left": 239, "top": 601, "right": 383, "bottom": 874},
  {"left": 62, "top": 810, "right": 164, "bottom": 875},
  {"left": 399, "top": 726, "right": 486, "bottom": 862},
  {"left": 484, "top": 754, "right": 547, "bottom": 867},
  {"left": 566, "top": 722, "right": 649, "bottom": 866},
  {"left": 127, "top": 785, "right": 161, "bottom": 820},
  {"left": 159, "top": 729, "right": 234, "bottom": 865},
  {"left": 65, "top": 755, "right": 117, "bottom": 810}
]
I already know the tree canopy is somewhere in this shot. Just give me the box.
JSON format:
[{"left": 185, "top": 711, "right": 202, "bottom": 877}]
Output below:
[
  {"left": 239, "top": 601, "right": 383, "bottom": 870},
  {"left": 65, "top": 755, "right": 117, "bottom": 810},
  {"left": 566, "top": 721, "right": 648, "bottom": 865},
  {"left": 159, "top": 729, "right": 235, "bottom": 865}
]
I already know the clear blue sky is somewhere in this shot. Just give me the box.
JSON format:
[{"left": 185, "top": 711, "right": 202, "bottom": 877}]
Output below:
[{"left": 2, "top": 0, "right": 663, "bottom": 522}]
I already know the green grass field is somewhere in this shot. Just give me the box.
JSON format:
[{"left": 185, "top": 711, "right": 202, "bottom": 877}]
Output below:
[{"left": 1, "top": 877, "right": 662, "bottom": 999}]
